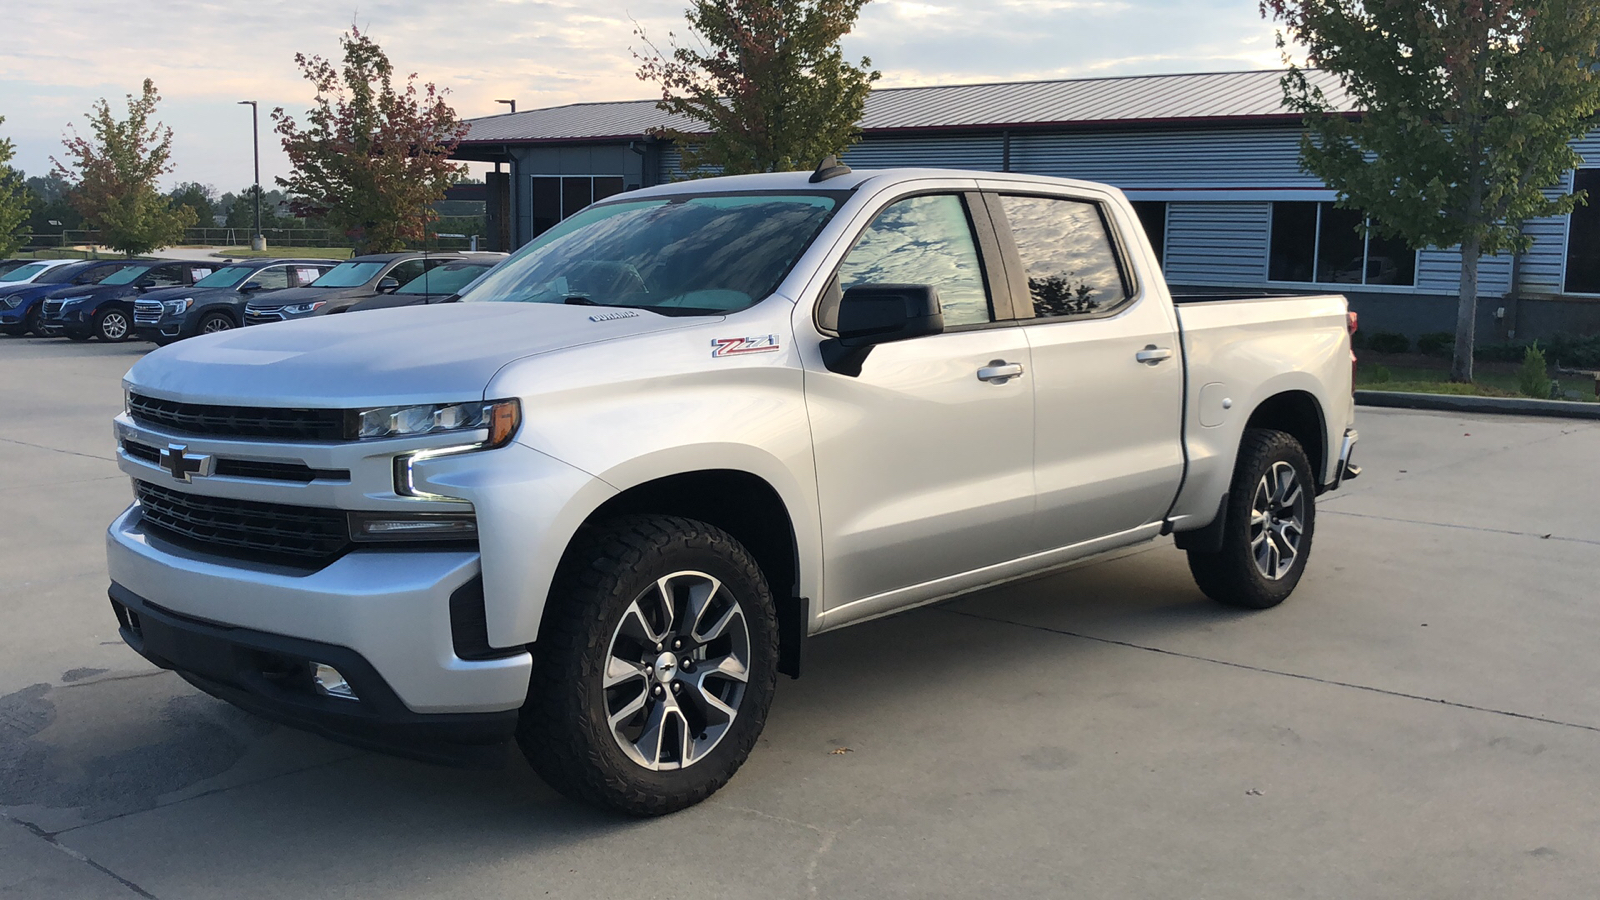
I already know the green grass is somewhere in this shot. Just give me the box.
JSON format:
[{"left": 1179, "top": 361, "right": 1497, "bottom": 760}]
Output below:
[
  {"left": 1358, "top": 363, "right": 1599, "bottom": 402},
  {"left": 13, "top": 248, "right": 97, "bottom": 259},
  {"left": 201, "top": 246, "right": 354, "bottom": 260},
  {"left": 1358, "top": 380, "right": 1523, "bottom": 398}
]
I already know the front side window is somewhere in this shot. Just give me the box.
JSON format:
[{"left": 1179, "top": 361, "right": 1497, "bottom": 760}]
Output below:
[
  {"left": 142, "top": 264, "right": 184, "bottom": 287},
  {"left": 311, "top": 262, "right": 385, "bottom": 288},
  {"left": 1000, "top": 195, "right": 1130, "bottom": 320},
  {"left": 464, "top": 193, "right": 840, "bottom": 314},
  {"left": 250, "top": 267, "right": 291, "bottom": 291},
  {"left": 1269, "top": 201, "right": 1417, "bottom": 287},
  {"left": 836, "top": 194, "right": 992, "bottom": 327}
]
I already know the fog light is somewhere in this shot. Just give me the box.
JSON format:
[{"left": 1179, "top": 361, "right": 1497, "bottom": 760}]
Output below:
[{"left": 311, "top": 662, "right": 357, "bottom": 700}]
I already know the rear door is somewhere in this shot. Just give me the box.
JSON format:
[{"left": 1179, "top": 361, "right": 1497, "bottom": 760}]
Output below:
[
  {"left": 804, "top": 188, "right": 1035, "bottom": 611},
  {"left": 982, "top": 187, "right": 1185, "bottom": 550}
]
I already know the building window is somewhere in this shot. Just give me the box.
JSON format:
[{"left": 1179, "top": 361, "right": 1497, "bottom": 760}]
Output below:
[
  {"left": 1269, "top": 201, "right": 1417, "bottom": 287},
  {"left": 530, "top": 175, "right": 626, "bottom": 239},
  {"left": 1565, "top": 169, "right": 1600, "bottom": 295},
  {"left": 1129, "top": 201, "right": 1167, "bottom": 270}
]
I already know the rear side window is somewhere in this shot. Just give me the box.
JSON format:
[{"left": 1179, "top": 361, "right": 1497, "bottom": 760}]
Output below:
[
  {"left": 998, "top": 195, "right": 1130, "bottom": 320},
  {"left": 837, "top": 194, "right": 993, "bottom": 327}
]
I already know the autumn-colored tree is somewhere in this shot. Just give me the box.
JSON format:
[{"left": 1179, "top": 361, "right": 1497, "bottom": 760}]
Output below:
[
  {"left": 50, "top": 80, "right": 196, "bottom": 257},
  {"left": 636, "top": 0, "right": 880, "bottom": 176},
  {"left": 273, "top": 26, "right": 468, "bottom": 253},
  {"left": 1264, "top": 0, "right": 1600, "bottom": 382},
  {"left": 0, "top": 117, "right": 29, "bottom": 255}
]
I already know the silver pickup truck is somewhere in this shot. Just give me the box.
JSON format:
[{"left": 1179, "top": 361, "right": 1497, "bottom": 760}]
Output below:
[{"left": 106, "top": 165, "right": 1359, "bottom": 816}]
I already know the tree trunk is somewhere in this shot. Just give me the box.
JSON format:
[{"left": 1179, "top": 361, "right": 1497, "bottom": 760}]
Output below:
[{"left": 1451, "top": 232, "right": 1481, "bottom": 383}]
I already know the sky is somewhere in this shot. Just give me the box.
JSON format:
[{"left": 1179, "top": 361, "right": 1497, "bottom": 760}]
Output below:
[{"left": 0, "top": 0, "right": 1293, "bottom": 193}]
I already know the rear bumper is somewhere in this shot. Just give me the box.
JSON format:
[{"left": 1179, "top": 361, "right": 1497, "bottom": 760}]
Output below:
[
  {"left": 110, "top": 583, "right": 518, "bottom": 767},
  {"left": 1330, "top": 427, "right": 1360, "bottom": 490}
]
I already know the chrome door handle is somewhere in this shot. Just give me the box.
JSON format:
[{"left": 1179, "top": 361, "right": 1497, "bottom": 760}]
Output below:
[
  {"left": 977, "top": 361, "right": 1025, "bottom": 384},
  {"left": 1135, "top": 346, "right": 1174, "bottom": 364}
]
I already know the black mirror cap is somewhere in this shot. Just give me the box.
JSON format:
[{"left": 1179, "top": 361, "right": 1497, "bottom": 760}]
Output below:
[
  {"left": 822, "top": 284, "right": 944, "bottom": 377},
  {"left": 240, "top": 281, "right": 262, "bottom": 292}
]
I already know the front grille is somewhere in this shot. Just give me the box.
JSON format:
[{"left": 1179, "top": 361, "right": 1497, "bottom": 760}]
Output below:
[
  {"left": 134, "top": 480, "right": 351, "bottom": 565},
  {"left": 122, "top": 439, "right": 349, "bottom": 484},
  {"left": 244, "top": 307, "right": 284, "bottom": 324},
  {"left": 128, "top": 393, "right": 349, "bottom": 442},
  {"left": 134, "top": 299, "right": 163, "bottom": 325},
  {"left": 42, "top": 299, "right": 64, "bottom": 320}
]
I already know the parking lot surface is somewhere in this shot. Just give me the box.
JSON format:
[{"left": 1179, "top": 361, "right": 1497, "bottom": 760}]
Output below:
[{"left": 3, "top": 335, "right": 1599, "bottom": 899}]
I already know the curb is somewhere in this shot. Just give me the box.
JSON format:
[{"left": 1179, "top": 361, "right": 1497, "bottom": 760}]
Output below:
[{"left": 1355, "top": 390, "right": 1600, "bottom": 420}]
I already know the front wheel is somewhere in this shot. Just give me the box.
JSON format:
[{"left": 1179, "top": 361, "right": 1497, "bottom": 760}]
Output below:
[
  {"left": 94, "top": 309, "right": 132, "bottom": 342},
  {"left": 518, "top": 515, "right": 779, "bottom": 816},
  {"left": 1186, "top": 428, "right": 1316, "bottom": 609},
  {"left": 198, "top": 312, "right": 235, "bottom": 335}
]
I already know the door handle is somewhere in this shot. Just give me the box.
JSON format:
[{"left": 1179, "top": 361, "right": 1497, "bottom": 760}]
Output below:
[
  {"left": 1135, "top": 346, "right": 1173, "bottom": 364},
  {"left": 976, "top": 360, "right": 1025, "bottom": 384}
]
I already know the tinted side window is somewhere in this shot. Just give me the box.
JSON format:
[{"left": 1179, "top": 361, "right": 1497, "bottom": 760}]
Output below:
[
  {"left": 837, "top": 194, "right": 992, "bottom": 327},
  {"left": 999, "top": 195, "right": 1130, "bottom": 320},
  {"left": 144, "top": 264, "right": 184, "bottom": 287},
  {"left": 387, "top": 260, "right": 427, "bottom": 285},
  {"left": 252, "top": 267, "right": 291, "bottom": 290}
]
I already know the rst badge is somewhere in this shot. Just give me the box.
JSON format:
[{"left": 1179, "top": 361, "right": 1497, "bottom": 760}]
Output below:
[{"left": 711, "top": 335, "right": 781, "bottom": 358}]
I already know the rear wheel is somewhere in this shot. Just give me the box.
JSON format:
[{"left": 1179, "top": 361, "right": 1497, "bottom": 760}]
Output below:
[
  {"left": 94, "top": 309, "right": 131, "bottom": 342},
  {"left": 518, "top": 514, "right": 779, "bottom": 816},
  {"left": 198, "top": 312, "right": 235, "bottom": 335},
  {"left": 1186, "top": 428, "right": 1316, "bottom": 609}
]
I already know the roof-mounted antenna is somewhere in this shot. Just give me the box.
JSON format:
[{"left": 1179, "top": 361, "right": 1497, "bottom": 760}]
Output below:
[{"left": 809, "top": 155, "right": 852, "bottom": 183}]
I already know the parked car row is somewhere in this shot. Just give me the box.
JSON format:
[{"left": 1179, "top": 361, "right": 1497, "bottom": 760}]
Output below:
[{"left": 0, "top": 251, "right": 504, "bottom": 345}]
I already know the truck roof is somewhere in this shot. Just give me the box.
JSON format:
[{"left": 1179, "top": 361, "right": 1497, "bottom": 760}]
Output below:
[{"left": 624, "top": 167, "right": 1124, "bottom": 201}]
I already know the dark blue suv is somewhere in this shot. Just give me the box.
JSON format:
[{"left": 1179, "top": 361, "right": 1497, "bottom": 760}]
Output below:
[
  {"left": 135, "top": 258, "right": 335, "bottom": 344},
  {"left": 38, "top": 260, "right": 219, "bottom": 342},
  {"left": 0, "top": 260, "right": 144, "bottom": 337}
]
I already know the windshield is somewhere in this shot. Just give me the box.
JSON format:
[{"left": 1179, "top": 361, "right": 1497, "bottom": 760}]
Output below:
[
  {"left": 462, "top": 193, "right": 841, "bottom": 314},
  {"left": 396, "top": 263, "right": 492, "bottom": 295},
  {"left": 99, "top": 264, "right": 156, "bottom": 286},
  {"left": 0, "top": 263, "right": 48, "bottom": 283},
  {"left": 311, "top": 262, "right": 385, "bottom": 288},
  {"left": 193, "top": 266, "right": 255, "bottom": 288}
]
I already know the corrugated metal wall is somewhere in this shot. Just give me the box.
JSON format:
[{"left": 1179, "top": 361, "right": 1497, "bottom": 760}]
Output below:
[{"left": 1164, "top": 203, "right": 1271, "bottom": 285}]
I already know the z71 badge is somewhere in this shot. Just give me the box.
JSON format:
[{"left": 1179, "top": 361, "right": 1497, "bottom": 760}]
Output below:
[{"left": 711, "top": 335, "right": 781, "bottom": 358}]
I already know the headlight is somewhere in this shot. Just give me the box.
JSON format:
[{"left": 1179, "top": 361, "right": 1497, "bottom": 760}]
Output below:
[
  {"left": 284, "top": 301, "right": 327, "bottom": 314},
  {"left": 2, "top": 296, "right": 19, "bottom": 309},
  {"left": 59, "top": 296, "right": 90, "bottom": 309},
  {"left": 164, "top": 298, "right": 194, "bottom": 315},
  {"left": 356, "top": 398, "right": 521, "bottom": 445}
]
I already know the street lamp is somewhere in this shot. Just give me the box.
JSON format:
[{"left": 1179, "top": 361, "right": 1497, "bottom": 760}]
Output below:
[
  {"left": 495, "top": 99, "right": 517, "bottom": 114},
  {"left": 237, "top": 100, "right": 263, "bottom": 251}
]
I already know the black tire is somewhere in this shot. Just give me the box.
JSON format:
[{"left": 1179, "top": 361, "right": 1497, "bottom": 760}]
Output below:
[
  {"left": 23, "top": 306, "right": 42, "bottom": 336},
  {"left": 1187, "top": 428, "right": 1316, "bottom": 609},
  {"left": 94, "top": 308, "right": 132, "bottom": 342},
  {"left": 67, "top": 332, "right": 91, "bottom": 342},
  {"left": 197, "top": 312, "right": 235, "bottom": 335},
  {"left": 518, "top": 514, "right": 779, "bottom": 816}
]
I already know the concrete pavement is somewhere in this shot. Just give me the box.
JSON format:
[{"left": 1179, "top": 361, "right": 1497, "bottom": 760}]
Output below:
[{"left": 2, "top": 334, "right": 1599, "bottom": 898}]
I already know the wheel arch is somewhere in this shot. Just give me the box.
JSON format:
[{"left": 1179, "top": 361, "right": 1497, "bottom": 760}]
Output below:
[{"left": 1243, "top": 389, "right": 1327, "bottom": 483}]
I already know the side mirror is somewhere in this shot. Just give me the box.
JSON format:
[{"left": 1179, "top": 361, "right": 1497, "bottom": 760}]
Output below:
[
  {"left": 240, "top": 281, "right": 262, "bottom": 293},
  {"left": 820, "top": 284, "right": 944, "bottom": 377},
  {"left": 378, "top": 277, "right": 401, "bottom": 293}
]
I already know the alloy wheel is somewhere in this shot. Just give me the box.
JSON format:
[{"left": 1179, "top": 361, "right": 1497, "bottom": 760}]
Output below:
[
  {"left": 603, "top": 570, "right": 751, "bottom": 771},
  {"left": 1249, "top": 461, "right": 1305, "bottom": 580},
  {"left": 100, "top": 312, "right": 129, "bottom": 340},
  {"left": 201, "top": 316, "right": 234, "bottom": 334}
]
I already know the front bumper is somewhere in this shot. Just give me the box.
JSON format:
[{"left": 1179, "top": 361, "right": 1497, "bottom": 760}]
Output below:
[{"left": 110, "top": 582, "right": 519, "bottom": 767}]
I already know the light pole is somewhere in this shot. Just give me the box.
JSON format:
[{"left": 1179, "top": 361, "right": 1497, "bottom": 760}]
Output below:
[
  {"left": 237, "top": 101, "right": 263, "bottom": 251},
  {"left": 495, "top": 99, "right": 517, "bottom": 114}
]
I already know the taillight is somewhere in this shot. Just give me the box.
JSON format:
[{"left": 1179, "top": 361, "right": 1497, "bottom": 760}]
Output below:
[
  {"left": 1348, "top": 311, "right": 1358, "bottom": 394},
  {"left": 1347, "top": 311, "right": 1358, "bottom": 334}
]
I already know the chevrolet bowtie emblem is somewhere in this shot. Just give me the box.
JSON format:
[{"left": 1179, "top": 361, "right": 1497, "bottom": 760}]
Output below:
[{"left": 159, "top": 444, "right": 214, "bottom": 482}]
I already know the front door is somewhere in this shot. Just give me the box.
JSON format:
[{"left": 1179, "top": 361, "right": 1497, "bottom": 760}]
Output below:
[{"left": 804, "top": 191, "right": 1035, "bottom": 613}]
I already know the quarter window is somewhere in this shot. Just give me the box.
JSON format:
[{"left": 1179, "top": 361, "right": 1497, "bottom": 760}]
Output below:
[
  {"left": 837, "top": 194, "right": 993, "bottom": 327},
  {"left": 999, "top": 195, "right": 1130, "bottom": 320},
  {"left": 1269, "top": 201, "right": 1417, "bottom": 287}
]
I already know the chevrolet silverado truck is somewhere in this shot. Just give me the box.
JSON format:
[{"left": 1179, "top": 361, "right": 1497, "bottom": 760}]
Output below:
[{"left": 106, "top": 165, "right": 1359, "bottom": 816}]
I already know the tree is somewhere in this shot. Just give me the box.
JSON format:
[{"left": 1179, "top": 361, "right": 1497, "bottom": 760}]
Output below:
[
  {"left": 0, "top": 117, "right": 30, "bottom": 255},
  {"left": 51, "top": 80, "right": 197, "bottom": 256},
  {"left": 23, "top": 174, "right": 83, "bottom": 235},
  {"left": 272, "top": 26, "right": 468, "bottom": 253},
  {"left": 1264, "top": 0, "right": 1600, "bottom": 382},
  {"left": 168, "top": 181, "right": 218, "bottom": 225},
  {"left": 635, "top": 0, "right": 880, "bottom": 176}
]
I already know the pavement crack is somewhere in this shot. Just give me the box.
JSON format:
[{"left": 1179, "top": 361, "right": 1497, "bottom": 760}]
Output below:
[
  {"left": 1320, "top": 509, "right": 1600, "bottom": 546},
  {"left": 0, "top": 435, "right": 117, "bottom": 463},
  {"left": 1, "top": 811, "right": 159, "bottom": 898},
  {"left": 948, "top": 609, "right": 1600, "bottom": 736}
]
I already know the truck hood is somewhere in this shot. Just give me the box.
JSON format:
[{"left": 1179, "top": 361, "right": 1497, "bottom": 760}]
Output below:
[{"left": 125, "top": 302, "right": 712, "bottom": 408}]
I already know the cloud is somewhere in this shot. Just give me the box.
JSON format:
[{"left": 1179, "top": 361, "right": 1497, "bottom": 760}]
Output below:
[{"left": 0, "top": 0, "right": 1296, "bottom": 189}]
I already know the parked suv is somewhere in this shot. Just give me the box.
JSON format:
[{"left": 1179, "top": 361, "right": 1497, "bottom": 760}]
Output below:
[
  {"left": 244, "top": 252, "right": 464, "bottom": 324},
  {"left": 345, "top": 258, "right": 501, "bottom": 313},
  {"left": 39, "top": 260, "right": 218, "bottom": 341},
  {"left": 0, "top": 259, "right": 142, "bottom": 337},
  {"left": 136, "top": 259, "right": 336, "bottom": 344}
]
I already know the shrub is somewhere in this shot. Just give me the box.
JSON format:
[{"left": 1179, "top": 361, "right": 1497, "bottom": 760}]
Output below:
[
  {"left": 1349, "top": 329, "right": 1367, "bottom": 351},
  {"left": 1363, "top": 363, "right": 1392, "bottom": 384},
  {"left": 1367, "top": 332, "right": 1410, "bottom": 354},
  {"left": 1416, "top": 332, "right": 1454, "bottom": 357},
  {"left": 1518, "top": 343, "right": 1552, "bottom": 399}
]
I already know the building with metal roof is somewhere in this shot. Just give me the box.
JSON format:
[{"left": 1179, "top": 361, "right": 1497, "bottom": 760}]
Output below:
[{"left": 454, "top": 69, "right": 1600, "bottom": 340}]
